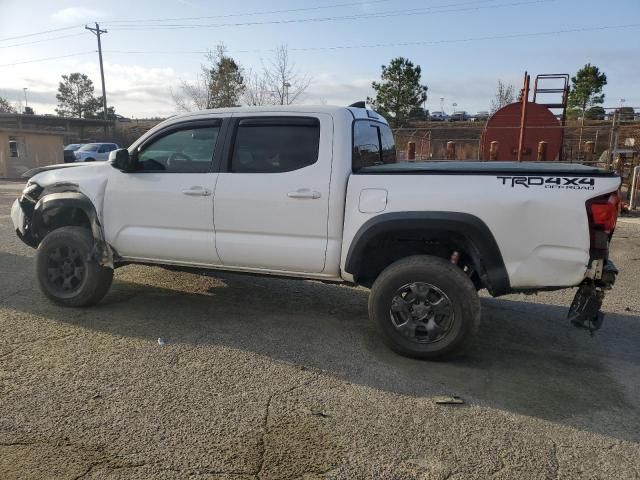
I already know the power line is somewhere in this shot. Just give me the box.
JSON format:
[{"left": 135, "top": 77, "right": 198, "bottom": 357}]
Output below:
[
  {"left": 107, "top": 0, "right": 399, "bottom": 23},
  {"left": 284, "top": 23, "right": 640, "bottom": 51},
  {"left": 102, "top": 23, "right": 640, "bottom": 56},
  {"left": 107, "top": 0, "right": 549, "bottom": 31},
  {"left": 0, "top": 1, "right": 496, "bottom": 48},
  {"left": 0, "top": 33, "right": 85, "bottom": 49},
  {"left": 0, "top": 51, "right": 94, "bottom": 68},
  {"left": 4, "top": 23, "right": 637, "bottom": 68},
  {"left": 0, "top": 25, "right": 82, "bottom": 43}
]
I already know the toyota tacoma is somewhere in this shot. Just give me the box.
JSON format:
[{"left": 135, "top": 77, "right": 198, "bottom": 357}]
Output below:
[{"left": 10, "top": 105, "right": 620, "bottom": 358}]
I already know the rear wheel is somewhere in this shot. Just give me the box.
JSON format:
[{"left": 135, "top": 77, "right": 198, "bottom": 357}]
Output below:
[
  {"left": 369, "top": 255, "right": 480, "bottom": 359},
  {"left": 36, "top": 226, "right": 113, "bottom": 307}
]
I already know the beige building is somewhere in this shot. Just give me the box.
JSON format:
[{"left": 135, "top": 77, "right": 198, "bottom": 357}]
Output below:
[
  {"left": 0, "top": 128, "right": 65, "bottom": 178},
  {"left": 0, "top": 113, "right": 114, "bottom": 178}
]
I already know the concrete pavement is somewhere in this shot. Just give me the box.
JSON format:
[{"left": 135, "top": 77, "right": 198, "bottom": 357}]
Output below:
[{"left": 1, "top": 181, "right": 639, "bottom": 479}]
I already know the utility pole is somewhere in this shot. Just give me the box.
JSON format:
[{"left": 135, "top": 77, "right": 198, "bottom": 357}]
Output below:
[
  {"left": 23, "top": 88, "right": 28, "bottom": 108},
  {"left": 85, "top": 22, "right": 108, "bottom": 121},
  {"left": 284, "top": 82, "right": 291, "bottom": 105}
]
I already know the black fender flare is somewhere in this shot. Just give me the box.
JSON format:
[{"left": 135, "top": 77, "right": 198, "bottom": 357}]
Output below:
[
  {"left": 31, "top": 192, "right": 112, "bottom": 265},
  {"left": 344, "top": 211, "right": 510, "bottom": 296}
]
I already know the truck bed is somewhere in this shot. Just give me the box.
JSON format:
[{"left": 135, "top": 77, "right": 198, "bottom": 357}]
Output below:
[{"left": 343, "top": 161, "right": 621, "bottom": 291}]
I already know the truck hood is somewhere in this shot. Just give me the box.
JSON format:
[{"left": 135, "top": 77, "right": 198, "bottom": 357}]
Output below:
[
  {"left": 25, "top": 161, "right": 113, "bottom": 216},
  {"left": 23, "top": 162, "right": 98, "bottom": 179}
]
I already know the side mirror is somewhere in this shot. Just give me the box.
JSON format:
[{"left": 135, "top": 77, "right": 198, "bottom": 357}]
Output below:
[{"left": 110, "top": 148, "right": 136, "bottom": 172}]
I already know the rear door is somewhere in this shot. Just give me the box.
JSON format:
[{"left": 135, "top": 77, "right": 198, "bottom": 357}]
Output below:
[{"left": 213, "top": 113, "right": 333, "bottom": 273}]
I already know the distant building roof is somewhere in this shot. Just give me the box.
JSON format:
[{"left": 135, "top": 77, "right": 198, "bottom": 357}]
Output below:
[{"left": 0, "top": 112, "right": 114, "bottom": 130}]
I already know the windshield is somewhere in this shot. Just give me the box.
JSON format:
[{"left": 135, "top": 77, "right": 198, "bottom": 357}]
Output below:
[{"left": 78, "top": 144, "right": 100, "bottom": 152}]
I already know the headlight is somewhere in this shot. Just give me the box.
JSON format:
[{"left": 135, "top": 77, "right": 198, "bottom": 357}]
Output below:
[{"left": 22, "top": 182, "right": 43, "bottom": 202}]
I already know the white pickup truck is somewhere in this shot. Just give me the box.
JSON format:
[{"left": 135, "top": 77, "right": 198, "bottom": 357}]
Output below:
[{"left": 11, "top": 105, "right": 620, "bottom": 358}]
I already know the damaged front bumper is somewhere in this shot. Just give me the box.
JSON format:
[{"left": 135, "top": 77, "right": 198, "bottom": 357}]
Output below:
[
  {"left": 568, "top": 260, "right": 617, "bottom": 332},
  {"left": 11, "top": 188, "right": 40, "bottom": 248}
]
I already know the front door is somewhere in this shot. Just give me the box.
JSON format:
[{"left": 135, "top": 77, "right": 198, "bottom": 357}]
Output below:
[
  {"left": 103, "top": 120, "right": 224, "bottom": 265},
  {"left": 213, "top": 114, "right": 332, "bottom": 273}
]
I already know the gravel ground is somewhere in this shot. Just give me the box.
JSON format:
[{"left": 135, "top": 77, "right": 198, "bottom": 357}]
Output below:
[{"left": 0, "top": 180, "right": 639, "bottom": 479}]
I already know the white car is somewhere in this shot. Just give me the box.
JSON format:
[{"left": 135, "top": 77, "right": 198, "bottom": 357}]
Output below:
[
  {"left": 430, "top": 111, "right": 448, "bottom": 121},
  {"left": 11, "top": 105, "right": 620, "bottom": 359},
  {"left": 73, "top": 142, "right": 119, "bottom": 162}
]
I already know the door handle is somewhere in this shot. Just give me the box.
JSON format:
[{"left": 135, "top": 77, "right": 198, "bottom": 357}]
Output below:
[
  {"left": 182, "top": 186, "right": 212, "bottom": 197},
  {"left": 287, "top": 189, "right": 321, "bottom": 199}
]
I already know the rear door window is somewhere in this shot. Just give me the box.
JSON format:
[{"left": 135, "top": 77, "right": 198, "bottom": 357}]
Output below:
[
  {"left": 353, "top": 121, "right": 396, "bottom": 171},
  {"left": 230, "top": 117, "right": 320, "bottom": 173}
]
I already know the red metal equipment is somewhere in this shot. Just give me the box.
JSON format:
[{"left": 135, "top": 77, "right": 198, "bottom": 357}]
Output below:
[
  {"left": 533, "top": 74, "right": 570, "bottom": 159},
  {"left": 480, "top": 72, "right": 569, "bottom": 161}
]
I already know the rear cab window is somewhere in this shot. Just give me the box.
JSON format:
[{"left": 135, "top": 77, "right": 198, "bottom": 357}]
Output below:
[
  {"left": 229, "top": 117, "right": 320, "bottom": 173},
  {"left": 352, "top": 120, "right": 396, "bottom": 171}
]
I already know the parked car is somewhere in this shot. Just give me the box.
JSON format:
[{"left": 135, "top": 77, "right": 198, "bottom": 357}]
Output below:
[
  {"left": 430, "top": 111, "right": 448, "bottom": 121},
  {"left": 73, "top": 143, "right": 119, "bottom": 162},
  {"left": 115, "top": 114, "right": 132, "bottom": 123},
  {"left": 472, "top": 111, "right": 490, "bottom": 121},
  {"left": 63, "top": 143, "right": 84, "bottom": 163},
  {"left": 11, "top": 105, "right": 620, "bottom": 359},
  {"left": 449, "top": 111, "right": 470, "bottom": 121}
]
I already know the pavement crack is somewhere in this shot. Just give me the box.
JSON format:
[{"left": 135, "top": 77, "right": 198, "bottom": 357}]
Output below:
[
  {"left": 550, "top": 441, "right": 560, "bottom": 480},
  {"left": 72, "top": 462, "right": 102, "bottom": 480},
  {"left": 0, "top": 440, "right": 38, "bottom": 447},
  {"left": 256, "top": 373, "right": 321, "bottom": 479}
]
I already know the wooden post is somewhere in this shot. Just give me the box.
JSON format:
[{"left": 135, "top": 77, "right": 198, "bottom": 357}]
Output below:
[
  {"left": 407, "top": 141, "right": 416, "bottom": 161},
  {"left": 537, "top": 141, "right": 547, "bottom": 161},
  {"left": 584, "top": 141, "right": 595, "bottom": 164},
  {"left": 446, "top": 141, "right": 456, "bottom": 160},
  {"left": 489, "top": 141, "right": 499, "bottom": 160}
]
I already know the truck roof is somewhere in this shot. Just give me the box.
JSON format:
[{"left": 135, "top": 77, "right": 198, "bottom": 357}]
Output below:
[{"left": 161, "top": 105, "right": 388, "bottom": 124}]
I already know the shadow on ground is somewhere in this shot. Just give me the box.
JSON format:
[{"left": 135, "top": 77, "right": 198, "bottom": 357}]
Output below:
[{"left": 2, "top": 250, "right": 639, "bottom": 443}]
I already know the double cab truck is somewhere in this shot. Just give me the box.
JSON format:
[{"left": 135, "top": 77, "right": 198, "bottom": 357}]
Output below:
[{"left": 11, "top": 105, "right": 620, "bottom": 358}]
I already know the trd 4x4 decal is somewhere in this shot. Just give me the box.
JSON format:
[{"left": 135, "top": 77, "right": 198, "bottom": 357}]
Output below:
[{"left": 497, "top": 176, "right": 595, "bottom": 190}]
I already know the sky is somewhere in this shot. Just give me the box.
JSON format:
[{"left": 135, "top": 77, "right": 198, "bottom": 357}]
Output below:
[{"left": 0, "top": 0, "right": 638, "bottom": 118}]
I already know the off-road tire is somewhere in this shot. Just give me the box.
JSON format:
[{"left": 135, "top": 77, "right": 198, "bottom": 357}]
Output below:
[
  {"left": 369, "top": 255, "right": 480, "bottom": 359},
  {"left": 36, "top": 226, "right": 113, "bottom": 307}
]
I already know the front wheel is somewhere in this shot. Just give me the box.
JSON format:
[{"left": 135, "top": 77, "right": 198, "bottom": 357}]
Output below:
[
  {"left": 36, "top": 226, "right": 113, "bottom": 307},
  {"left": 369, "top": 255, "right": 480, "bottom": 359}
]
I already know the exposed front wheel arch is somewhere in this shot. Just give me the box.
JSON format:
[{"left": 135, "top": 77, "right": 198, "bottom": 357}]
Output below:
[{"left": 36, "top": 226, "right": 113, "bottom": 307}]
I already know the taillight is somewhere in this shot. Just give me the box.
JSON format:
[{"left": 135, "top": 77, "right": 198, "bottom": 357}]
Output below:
[{"left": 587, "top": 192, "right": 619, "bottom": 234}]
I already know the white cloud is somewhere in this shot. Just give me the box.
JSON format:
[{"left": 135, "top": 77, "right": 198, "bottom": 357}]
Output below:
[
  {"left": 303, "top": 74, "right": 374, "bottom": 106},
  {"left": 3, "top": 59, "right": 184, "bottom": 118},
  {"left": 51, "top": 7, "right": 105, "bottom": 24}
]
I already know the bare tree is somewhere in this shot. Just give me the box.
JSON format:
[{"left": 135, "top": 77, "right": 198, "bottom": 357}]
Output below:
[
  {"left": 243, "top": 69, "right": 271, "bottom": 106},
  {"left": 263, "top": 44, "right": 311, "bottom": 105},
  {"left": 490, "top": 80, "right": 515, "bottom": 113},
  {"left": 171, "top": 69, "right": 212, "bottom": 112},
  {"left": 172, "top": 44, "right": 245, "bottom": 112}
]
